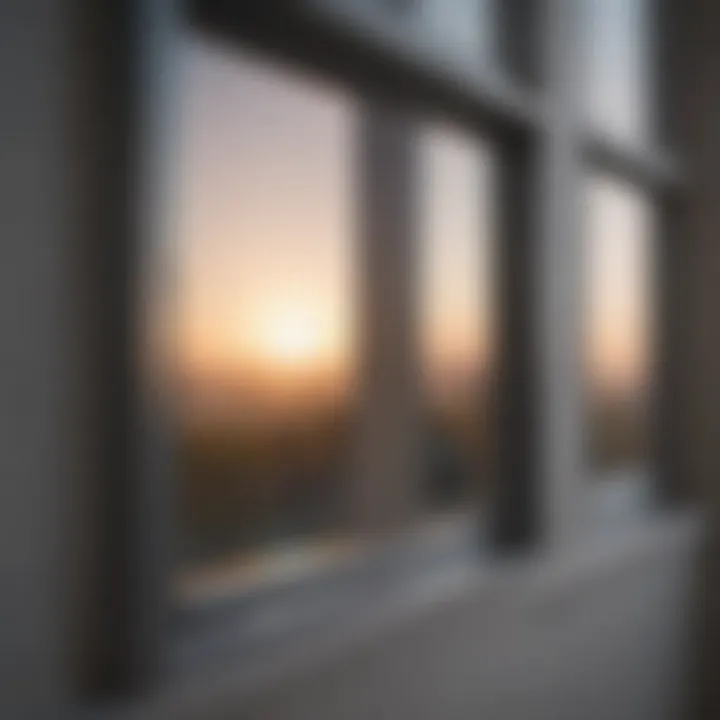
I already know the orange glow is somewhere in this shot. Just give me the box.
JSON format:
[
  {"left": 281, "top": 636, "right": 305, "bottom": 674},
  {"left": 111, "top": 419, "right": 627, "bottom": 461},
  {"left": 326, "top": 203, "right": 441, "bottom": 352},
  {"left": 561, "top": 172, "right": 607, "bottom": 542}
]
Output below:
[
  {"left": 248, "top": 304, "right": 344, "bottom": 373},
  {"left": 259, "top": 312, "right": 324, "bottom": 367},
  {"left": 586, "top": 175, "right": 654, "bottom": 397}
]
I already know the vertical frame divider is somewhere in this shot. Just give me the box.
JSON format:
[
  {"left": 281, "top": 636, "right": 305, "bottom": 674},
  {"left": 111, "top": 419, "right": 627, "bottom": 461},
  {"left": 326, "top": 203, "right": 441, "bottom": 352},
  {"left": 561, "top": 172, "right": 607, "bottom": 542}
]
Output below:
[
  {"left": 492, "top": 0, "right": 585, "bottom": 551},
  {"left": 352, "top": 97, "right": 422, "bottom": 532}
]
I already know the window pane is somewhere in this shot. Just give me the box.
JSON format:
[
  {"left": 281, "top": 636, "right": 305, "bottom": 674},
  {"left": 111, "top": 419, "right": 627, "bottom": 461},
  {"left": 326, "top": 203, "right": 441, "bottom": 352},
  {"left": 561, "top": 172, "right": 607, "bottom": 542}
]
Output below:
[
  {"left": 584, "top": 175, "right": 655, "bottom": 479},
  {"left": 173, "top": 40, "right": 356, "bottom": 587},
  {"left": 584, "top": 0, "right": 655, "bottom": 143},
  {"left": 419, "top": 125, "right": 496, "bottom": 511},
  {"left": 163, "top": 36, "right": 501, "bottom": 627},
  {"left": 420, "top": 0, "right": 495, "bottom": 68}
]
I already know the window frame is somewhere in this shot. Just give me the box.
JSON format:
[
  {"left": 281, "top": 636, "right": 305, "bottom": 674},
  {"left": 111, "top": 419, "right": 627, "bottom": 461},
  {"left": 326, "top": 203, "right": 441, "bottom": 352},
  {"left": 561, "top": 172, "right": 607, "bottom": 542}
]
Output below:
[{"left": 83, "top": 0, "right": 685, "bottom": 698}]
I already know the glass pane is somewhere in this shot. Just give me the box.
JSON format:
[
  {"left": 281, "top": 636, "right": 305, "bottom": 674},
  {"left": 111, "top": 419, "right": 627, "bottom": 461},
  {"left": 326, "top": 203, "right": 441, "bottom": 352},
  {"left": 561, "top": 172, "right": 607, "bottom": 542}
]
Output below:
[
  {"left": 584, "top": 0, "right": 655, "bottom": 143},
  {"left": 173, "top": 40, "right": 356, "bottom": 592},
  {"left": 584, "top": 175, "right": 655, "bottom": 480},
  {"left": 421, "top": 0, "right": 495, "bottom": 68},
  {"left": 419, "top": 124, "right": 496, "bottom": 511}
]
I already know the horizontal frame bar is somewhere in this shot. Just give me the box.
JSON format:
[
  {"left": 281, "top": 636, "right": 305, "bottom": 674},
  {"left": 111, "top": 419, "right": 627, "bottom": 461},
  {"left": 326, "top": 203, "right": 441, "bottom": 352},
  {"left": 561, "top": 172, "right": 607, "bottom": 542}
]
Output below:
[
  {"left": 191, "top": 0, "right": 546, "bottom": 142},
  {"left": 583, "top": 129, "right": 683, "bottom": 193}
]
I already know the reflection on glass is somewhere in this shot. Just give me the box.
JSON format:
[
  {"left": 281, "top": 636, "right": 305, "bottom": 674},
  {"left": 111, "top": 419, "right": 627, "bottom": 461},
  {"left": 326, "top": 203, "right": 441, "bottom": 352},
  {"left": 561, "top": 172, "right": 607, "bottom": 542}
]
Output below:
[
  {"left": 419, "top": 125, "right": 495, "bottom": 508},
  {"left": 421, "top": 0, "right": 495, "bottom": 67},
  {"left": 585, "top": 175, "right": 655, "bottom": 476},
  {"left": 174, "top": 40, "right": 356, "bottom": 570},
  {"left": 584, "top": 0, "right": 654, "bottom": 142}
]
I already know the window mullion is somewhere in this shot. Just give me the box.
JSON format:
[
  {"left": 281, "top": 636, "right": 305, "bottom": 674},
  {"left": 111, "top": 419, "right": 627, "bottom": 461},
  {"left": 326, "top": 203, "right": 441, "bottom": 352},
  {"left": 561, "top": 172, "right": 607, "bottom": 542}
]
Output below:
[{"left": 352, "top": 99, "right": 422, "bottom": 531}]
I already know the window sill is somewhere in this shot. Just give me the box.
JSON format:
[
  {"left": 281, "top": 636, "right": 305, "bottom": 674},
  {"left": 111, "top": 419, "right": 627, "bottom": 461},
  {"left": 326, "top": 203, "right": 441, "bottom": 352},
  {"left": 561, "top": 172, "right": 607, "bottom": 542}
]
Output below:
[{"left": 92, "top": 498, "right": 702, "bottom": 720}]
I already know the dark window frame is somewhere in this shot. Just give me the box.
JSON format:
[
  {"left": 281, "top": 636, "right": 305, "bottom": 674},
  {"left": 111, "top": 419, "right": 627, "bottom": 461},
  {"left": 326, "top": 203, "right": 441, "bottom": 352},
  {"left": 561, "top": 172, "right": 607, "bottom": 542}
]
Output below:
[{"left": 82, "top": 0, "right": 685, "bottom": 698}]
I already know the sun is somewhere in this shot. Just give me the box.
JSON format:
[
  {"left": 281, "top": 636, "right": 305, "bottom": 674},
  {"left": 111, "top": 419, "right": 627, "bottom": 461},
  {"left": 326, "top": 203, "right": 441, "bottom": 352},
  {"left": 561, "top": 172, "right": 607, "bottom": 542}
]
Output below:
[{"left": 259, "top": 309, "right": 326, "bottom": 369}]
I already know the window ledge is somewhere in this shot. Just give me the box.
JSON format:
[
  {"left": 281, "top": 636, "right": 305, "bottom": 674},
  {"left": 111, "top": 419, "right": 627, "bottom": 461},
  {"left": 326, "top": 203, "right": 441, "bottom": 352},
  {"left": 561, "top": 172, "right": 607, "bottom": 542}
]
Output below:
[{"left": 89, "top": 501, "right": 703, "bottom": 720}]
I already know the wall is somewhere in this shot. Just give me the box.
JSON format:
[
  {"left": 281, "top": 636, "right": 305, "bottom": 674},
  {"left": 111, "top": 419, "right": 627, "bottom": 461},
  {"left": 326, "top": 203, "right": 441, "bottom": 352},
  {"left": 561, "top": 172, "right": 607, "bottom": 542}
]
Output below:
[{"left": 0, "top": 0, "right": 80, "bottom": 715}]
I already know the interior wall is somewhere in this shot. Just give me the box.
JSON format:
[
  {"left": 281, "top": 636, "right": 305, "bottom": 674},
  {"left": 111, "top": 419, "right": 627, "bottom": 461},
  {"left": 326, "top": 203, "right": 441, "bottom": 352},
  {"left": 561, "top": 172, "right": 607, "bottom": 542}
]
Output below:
[{"left": 0, "top": 1, "right": 80, "bottom": 715}]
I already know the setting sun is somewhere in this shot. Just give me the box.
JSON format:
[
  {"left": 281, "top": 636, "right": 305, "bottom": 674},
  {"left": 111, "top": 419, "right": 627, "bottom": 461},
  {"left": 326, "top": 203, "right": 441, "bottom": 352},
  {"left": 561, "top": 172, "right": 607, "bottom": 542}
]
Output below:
[{"left": 258, "top": 309, "right": 327, "bottom": 368}]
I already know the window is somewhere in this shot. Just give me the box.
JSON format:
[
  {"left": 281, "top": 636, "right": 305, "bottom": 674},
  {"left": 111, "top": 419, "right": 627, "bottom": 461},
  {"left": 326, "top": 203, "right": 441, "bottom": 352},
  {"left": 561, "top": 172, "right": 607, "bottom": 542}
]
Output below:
[
  {"left": 583, "top": 0, "right": 656, "bottom": 142},
  {"left": 419, "top": 124, "right": 496, "bottom": 513},
  {"left": 85, "top": 0, "right": 682, "bottom": 698},
  {"left": 584, "top": 175, "right": 656, "bottom": 491},
  {"left": 149, "top": 0, "right": 674, "bottom": 642},
  {"left": 173, "top": 40, "right": 357, "bottom": 600},
  {"left": 169, "top": 36, "right": 502, "bottom": 624},
  {"left": 420, "top": 0, "right": 495, "bottom": 67}
]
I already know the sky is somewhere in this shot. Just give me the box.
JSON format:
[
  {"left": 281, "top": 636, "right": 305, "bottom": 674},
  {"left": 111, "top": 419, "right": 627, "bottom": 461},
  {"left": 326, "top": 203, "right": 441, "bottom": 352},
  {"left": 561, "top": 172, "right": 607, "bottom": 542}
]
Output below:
[
  {"left": 584, "top": 0, "right": 653, "bottom": 142},
  {"left": 585, "top": 175, "right": 654, "bottom": 397},
  {"left": 176, "top": 40, "right": 356, "bottom": 421}
]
